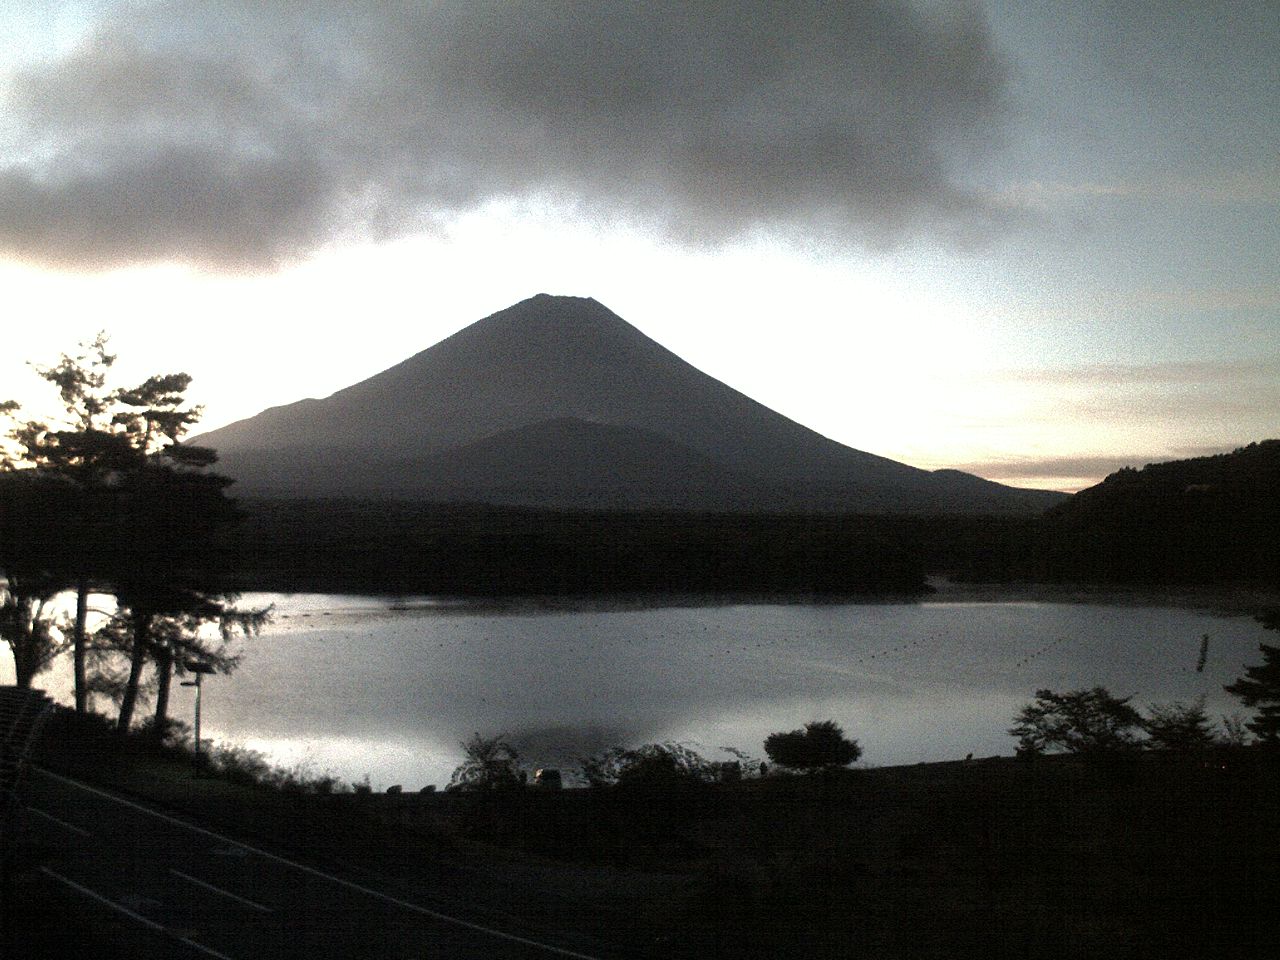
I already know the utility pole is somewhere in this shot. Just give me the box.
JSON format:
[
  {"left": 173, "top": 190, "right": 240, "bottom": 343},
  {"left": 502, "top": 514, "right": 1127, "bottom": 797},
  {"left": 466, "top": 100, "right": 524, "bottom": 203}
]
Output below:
[{"left": 180, "top": 662, "right": 216, "bottom": 772}]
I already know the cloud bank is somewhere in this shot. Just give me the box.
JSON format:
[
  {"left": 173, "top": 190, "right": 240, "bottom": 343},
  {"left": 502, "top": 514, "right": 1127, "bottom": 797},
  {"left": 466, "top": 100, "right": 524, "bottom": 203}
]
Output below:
[{"left": 0, "top": 1, "right": 1010, "bottom": 270}]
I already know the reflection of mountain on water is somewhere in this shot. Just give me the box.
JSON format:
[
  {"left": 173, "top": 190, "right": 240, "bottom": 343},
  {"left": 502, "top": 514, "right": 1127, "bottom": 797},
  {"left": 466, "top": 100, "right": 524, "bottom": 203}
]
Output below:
[{"left": 195, "top": 294, "right": 1065, "bottom": 514}]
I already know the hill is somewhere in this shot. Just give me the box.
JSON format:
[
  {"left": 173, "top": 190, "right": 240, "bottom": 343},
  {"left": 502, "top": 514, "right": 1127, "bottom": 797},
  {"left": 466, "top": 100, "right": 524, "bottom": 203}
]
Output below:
[
  {"left": 1038, "top": 440, "right": 1280, "bottom": 584},
  {"left": 195, "top": 294, "right": 1064, "bottom": 514}
]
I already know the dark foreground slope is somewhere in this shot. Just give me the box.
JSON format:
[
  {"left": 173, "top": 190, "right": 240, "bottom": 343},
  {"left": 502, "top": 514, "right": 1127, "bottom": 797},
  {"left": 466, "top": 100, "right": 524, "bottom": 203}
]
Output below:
[
  {"left": 196, "top": 294, "right": 1064, "bottom": 515},
  {"left": 20, "top": 712, "right": 1280, "bottom": 960}
]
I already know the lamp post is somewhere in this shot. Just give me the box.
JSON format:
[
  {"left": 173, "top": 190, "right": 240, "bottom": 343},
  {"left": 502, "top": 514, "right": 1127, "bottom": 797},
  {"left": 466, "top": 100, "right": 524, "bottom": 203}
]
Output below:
[{"left": 179, "top": 661, "right": 217, "bottom": 771}]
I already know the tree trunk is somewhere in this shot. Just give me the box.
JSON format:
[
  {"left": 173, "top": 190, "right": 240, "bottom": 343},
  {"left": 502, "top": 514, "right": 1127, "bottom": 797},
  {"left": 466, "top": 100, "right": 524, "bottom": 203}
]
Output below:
[
  {"left": 73, "top": 578, "right": 89, "bottom": 713},
  {"left": 152, "top": 645, "right": 173, "bottom": 733},
  {"left": 116, "top": 612, "right": 151, "bottom": 733},
  {"left": 11, "top": 639, "right": 36, "bottom": 689},
  {"left": 4, "top": 596, "right": 39, "bottom": 689}
]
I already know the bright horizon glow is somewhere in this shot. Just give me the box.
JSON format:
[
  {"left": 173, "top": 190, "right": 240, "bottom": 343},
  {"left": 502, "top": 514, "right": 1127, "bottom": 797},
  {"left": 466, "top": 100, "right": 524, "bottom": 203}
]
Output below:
[{"left": 1, "top": 211, "right": 1272, "bottom": 494}]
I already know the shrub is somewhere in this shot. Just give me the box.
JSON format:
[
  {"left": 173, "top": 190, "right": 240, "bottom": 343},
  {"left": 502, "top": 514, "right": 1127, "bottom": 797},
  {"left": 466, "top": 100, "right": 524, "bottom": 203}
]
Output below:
[
  {"left": 208, "top": 742, "right": 276, "bottom": 785},
  {"left": 135, "top": 715, "right": 193, "bottom": 754},
  {"left": 763, "top": 720, "right": 861, "bottom": 771}
]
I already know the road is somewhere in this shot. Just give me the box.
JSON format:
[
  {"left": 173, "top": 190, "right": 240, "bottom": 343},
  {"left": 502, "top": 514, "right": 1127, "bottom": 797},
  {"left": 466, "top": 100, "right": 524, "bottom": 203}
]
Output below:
[{"left": 7, "top": 768, "right": 625, "bottom": 960}]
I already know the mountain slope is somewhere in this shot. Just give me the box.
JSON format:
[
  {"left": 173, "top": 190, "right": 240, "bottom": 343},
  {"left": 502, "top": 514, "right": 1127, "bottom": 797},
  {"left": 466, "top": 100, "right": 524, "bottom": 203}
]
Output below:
[
  {"left": 1038, "top": 440, "right": 1280, "bottom": 583},
  {"left": 196, "top": 294, "right": 1065, "bottom": 514}
]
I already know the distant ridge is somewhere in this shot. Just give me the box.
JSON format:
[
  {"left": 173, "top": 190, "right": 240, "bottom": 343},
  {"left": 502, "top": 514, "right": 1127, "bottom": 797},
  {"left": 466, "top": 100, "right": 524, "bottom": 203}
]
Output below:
[
  {"left": 196, "top": 294, "right": 1066, "bottom": 514},
  {"left": 1038, "top": 440, "right": 1280, "bottom": 583}
]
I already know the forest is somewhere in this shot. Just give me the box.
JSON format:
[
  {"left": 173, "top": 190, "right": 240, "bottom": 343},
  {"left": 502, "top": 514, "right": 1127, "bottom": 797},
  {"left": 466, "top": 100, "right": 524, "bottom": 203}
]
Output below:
[
  {"left": 230, "top": 498, "right": 935, "bottom": 597},
  {"left": 226, "top": 435, "right": 1280, "bottom": 597},
  {"left": 1034, "top": 441, "right": 1280, "bottom": 585}
]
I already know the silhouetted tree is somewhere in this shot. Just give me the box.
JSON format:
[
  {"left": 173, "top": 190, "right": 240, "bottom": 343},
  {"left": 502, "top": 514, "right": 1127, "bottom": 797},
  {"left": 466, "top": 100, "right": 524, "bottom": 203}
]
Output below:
[
  {"left": 0, "top": 400, "right": 19, "bottom": 464},
  {"left": 0, "top": 472, "right": 61, "bottom": 685},
  {"left": 1, "top": 336, "right": 222, "bottom": 713},
  {"left": 1220, "top": 713, "right": 1252, "bottom": 747},
  {"left": 92, "top": 607, "right": 265, "bottom": 731},
  {"left": 1009, "top": 687, "right": 1144, "bottom": 756},
  {"left": 109, "top": 462, "right": 265, "bottom": 732},
  {"left": 152, "top": 610, "right": 266, "bottom": 731},
  {"left": 449, "top": 733, "right": 524, "bottom": 791},
  {"left": 4, "top": 337, "right": 125, "bottom": 708},
  {"left": 1143, "top": 697, "right": 1218, "bottom": 754},
  {"left": 1, "top": 336, "right": 266, "bottom": 730},
  {"left": 763, "top": 720, "right": 862, "bottom": 771},
  {"left": 1224, "top": 640, "right": 1280, "bottom": 744},
  {"left": 0, "top": 588, "right": 65, "bottom": 688}
]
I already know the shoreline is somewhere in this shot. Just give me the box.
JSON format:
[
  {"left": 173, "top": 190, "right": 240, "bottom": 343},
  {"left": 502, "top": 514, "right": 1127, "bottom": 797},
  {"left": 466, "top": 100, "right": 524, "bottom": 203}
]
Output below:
[
  {"left": 923, "top": 578, "right": 1280, "bottom": 616},
  {"left": 253, "top": 579, "right": 1280, "bottom": 618}
]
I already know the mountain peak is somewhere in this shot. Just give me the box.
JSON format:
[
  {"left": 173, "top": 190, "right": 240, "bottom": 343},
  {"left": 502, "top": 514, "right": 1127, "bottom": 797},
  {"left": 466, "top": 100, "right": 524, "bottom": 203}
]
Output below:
[
  {"left": 195, "top": 295, "right": 1067, "bottom": 514},
  {"left": 478, "top": 293, "right": 632, "bottom": 335},
  {"left": 527, "top": 292, "right": 598, "bottom": 305},
  {"left": 499, "top": 292, "right": 608, "bottom": 315}
]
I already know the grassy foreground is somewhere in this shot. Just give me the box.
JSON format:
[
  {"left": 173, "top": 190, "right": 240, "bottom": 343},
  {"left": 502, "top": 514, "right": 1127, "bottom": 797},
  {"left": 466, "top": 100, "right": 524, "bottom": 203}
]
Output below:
[{"left": 21, "top": 711, "right": 1280, "bottom": 959}]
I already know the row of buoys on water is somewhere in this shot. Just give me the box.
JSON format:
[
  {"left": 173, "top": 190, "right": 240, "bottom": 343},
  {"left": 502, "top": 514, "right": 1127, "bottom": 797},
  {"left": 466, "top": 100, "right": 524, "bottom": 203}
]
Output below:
[
  {"left": 1013, "top": 635, "right": 1069, "bottom": 669},
  {"left": 857, "top": 636, "right": 936, "bottom": 664}
]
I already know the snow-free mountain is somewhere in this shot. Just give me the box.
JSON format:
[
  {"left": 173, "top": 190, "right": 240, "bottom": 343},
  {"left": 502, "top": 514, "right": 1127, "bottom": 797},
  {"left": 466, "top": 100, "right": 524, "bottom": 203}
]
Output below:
[{"left": 196, "top": 294, "right": 1064, "bottom": 513}]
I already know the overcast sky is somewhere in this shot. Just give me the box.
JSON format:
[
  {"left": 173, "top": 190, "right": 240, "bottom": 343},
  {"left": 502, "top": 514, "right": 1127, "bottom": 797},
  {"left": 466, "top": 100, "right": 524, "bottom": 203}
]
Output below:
[{"left": 1, "top": 0, "right": 1276, "bottom": 491}]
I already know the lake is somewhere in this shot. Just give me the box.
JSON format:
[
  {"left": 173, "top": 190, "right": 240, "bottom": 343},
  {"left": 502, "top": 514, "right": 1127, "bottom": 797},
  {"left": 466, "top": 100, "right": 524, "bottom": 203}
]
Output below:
[{"left": 16, "top": 591, "right": 1275, "bottom": 790}]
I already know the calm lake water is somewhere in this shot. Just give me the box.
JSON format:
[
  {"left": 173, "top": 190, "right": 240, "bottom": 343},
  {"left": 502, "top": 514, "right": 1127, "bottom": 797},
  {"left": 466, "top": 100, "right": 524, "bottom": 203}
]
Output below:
[{"left": 17, "top": 592, "right": 1275, "bottom": 790}]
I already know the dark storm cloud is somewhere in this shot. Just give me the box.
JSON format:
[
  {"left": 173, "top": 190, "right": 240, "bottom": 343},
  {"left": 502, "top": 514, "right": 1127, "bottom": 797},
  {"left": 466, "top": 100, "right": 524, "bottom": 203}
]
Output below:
[{"left": 0, "top": 1, "right": 1010, "bottom": 270}]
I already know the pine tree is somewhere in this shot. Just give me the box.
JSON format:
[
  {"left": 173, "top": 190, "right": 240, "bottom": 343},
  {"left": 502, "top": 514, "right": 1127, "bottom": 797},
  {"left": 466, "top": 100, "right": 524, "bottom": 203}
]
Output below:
[
  {"left": 1009, "top": 687, "right": 1144, "bottom": 756},
  {"left": 1144, "top": 697, "right": 1219, "bottom": 753},
  {"left": 1224, "top": 643, "right": 1280, "bottom": 743},
  {"left": 2, "top": 335, "right": 267, "bottom": 728}
]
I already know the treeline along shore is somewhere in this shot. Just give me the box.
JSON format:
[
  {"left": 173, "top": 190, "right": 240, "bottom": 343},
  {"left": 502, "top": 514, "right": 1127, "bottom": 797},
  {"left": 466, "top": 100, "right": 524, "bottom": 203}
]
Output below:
[
  {"left": 227, "top": 439, "right": 1279, "bottom": 601},
  {"left": 227, "top": 440, "right": 1279, "bottom": 599},
  {"left": 229, "top": 499, "right": 938, "bottom": 597}
]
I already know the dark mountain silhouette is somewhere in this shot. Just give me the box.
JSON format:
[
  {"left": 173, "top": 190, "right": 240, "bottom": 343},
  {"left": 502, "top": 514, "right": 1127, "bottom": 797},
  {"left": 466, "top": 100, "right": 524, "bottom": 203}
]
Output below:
[
  {"left": 391, "top": 417, "right": 770, "bottom": 511},
  {"left": 1038, "top": 440, "right": 1280, "bottom": 584},
  {"left": 196, "top": 294, "right": 1065, "bottom": 514}
]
